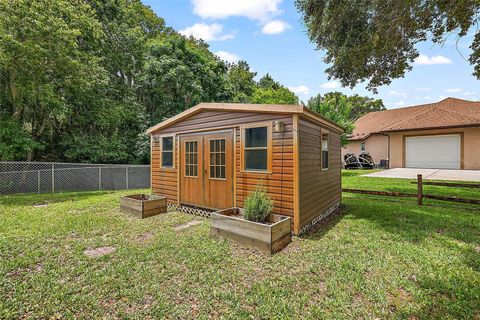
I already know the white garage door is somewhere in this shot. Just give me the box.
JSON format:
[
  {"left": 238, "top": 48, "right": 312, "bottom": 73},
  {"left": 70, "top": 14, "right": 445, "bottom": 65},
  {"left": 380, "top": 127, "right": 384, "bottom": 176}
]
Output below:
[{"left": 405, "top": 134, "right": 461, "bottom": 169}]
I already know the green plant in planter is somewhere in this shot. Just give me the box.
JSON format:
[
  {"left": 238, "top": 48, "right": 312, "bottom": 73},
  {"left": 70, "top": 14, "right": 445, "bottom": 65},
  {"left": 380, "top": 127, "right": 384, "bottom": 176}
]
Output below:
[{"left": 243, "top": 186, "right": 274, "bottom": 223}]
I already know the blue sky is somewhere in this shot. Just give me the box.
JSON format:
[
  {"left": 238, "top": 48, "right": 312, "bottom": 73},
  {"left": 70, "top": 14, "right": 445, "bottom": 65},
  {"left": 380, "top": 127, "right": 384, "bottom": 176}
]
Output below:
[{"left": 143, "top": 0, "right": 479, "bottom": 109}]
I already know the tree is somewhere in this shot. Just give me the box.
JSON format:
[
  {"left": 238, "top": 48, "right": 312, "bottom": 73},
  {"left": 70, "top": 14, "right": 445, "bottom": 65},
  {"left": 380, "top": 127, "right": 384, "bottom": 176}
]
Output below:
[
  {"left": 0, "top": 0, "right": 107, "bottom": 160},
  {"left": 138, "top": 34, "right": 231, "bottom": 122},
  {"left": 0, "top": 116, "right": 41, "bottom": 160},
  {"left": 0, "top": 0, "right": 302, "bottom": 163},
  {"left": 227, "top": 61, "right": 257, "bottom": 103},
  {"left": 257, "top": 73, "right": 280, "bottom": 90},
  {"left": 295, "top": 0, "right": 480, "bottom": 91},
  {"left": 307, "top": 94, "right": 354, "bottom": 146},
  {"left": 250, "top": 74, "right": 299, "bottom": 104},
  {"left": 251, "top": 87, "right": 299, "bottom": 105},
  {"left": 306, "top": 92, "right": 384, "bottom": 145},
  {"left": 311, "top": 92, "right": 385, "bottom": 121}
]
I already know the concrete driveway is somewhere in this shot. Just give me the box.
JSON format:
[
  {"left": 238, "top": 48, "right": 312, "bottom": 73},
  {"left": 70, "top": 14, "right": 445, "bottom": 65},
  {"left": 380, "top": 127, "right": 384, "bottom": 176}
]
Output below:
[{"left": 362, "top": 168, "right": 480, "bottom": 182}]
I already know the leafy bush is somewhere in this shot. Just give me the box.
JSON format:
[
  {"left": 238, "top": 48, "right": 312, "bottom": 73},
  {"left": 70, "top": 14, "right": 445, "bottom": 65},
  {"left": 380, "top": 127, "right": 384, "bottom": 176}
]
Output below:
[{"left": 243, "top": 186, "right": 274, "bottom": 223}]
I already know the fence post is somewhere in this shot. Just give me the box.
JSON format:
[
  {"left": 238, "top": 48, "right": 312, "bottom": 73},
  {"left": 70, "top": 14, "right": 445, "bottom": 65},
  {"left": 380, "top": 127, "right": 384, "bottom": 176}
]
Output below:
[
  {"left": 417, "top": 174, "right": 423, "bottom": 206},
  {"left": 37, "top": 170, "right": 41, "bottom": 194},
  {"left": 126, "top": 166, "right": 129, "bottom": 189},
  {"left": 99, "top": 167, "right": 102, "bottom": 190},
  {"left": 51, "top": 163, "right": 55, "bottom": 193}
]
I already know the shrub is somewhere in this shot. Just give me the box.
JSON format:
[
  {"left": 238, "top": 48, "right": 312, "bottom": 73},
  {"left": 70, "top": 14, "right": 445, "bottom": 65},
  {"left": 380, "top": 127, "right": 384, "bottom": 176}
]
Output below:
[{"left": 243, "top": 186, "right": 274, "bottom": 223}]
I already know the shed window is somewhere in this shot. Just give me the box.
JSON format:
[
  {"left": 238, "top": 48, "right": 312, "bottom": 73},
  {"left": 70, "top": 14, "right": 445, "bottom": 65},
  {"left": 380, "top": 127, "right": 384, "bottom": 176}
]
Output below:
[
  {"left": 161, "top": 136, "right": 174, "bottom": 168},
  {"left": 185, "top": 141, "right": 198, "bottom": 177},
  {"left": 360, "top": 142, "right": 366, "bottom": 152},
  {"left": 210, "top": 139, "right": 226, "bottom": 179},
  {"left": 322, "top": 132, "right": 329, "bottom": 170},
  {"left": 244, "top": 126, "right": 268, "bottom": 171}
]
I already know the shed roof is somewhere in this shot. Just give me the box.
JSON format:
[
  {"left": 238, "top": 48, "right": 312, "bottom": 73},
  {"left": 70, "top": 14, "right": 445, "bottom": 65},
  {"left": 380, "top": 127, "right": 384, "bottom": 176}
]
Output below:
[
  {"left": 349, "top": 98, "right": 480, "bottom": 140},
  {"left": 147, "top": 103, "right": 344, "bottom": 134}
]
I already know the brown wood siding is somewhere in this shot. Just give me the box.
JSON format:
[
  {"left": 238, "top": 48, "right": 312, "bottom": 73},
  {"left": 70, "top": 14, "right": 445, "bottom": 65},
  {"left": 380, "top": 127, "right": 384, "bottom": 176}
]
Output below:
[
  {"left": 151, "top": 136, "right": 178, "bottom": 204},
  {"left": 298, "top": 116, "right": 342, "bottom": 230},
  {"left": 151, "top": 110, "right": 294, "bottom": 218},
  {"left": 235, "top": 115, "right": 294, "bottom": 218}
]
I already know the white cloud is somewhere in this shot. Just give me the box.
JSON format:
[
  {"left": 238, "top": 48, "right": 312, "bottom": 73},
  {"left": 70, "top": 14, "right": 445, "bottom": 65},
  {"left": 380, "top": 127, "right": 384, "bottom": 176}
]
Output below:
[
  {"left": 320, "top": 80, "right": 341, "bottom": 89},
  {"left": 288, "top": 85, "right": 309, "bottom": 95},
  {"left": 215, "top": 51, "right": 240, "bottom": 63},
  {"left": 393, "top": 100, "right": 406, "bottom": 107},
  {"left": 446, "top": 88, "right": 463, "bottom": 93},
  {"left": 261, "top": 20, "right": 290, "bottom": 34},
  {"left": 192, "top": 0, "right": 282, "bottom": 21},
  {"left": 179, "top": 23, "right": 234, "bottom": 41},
  {"left": 415, "top": 87, "right": 431, "bottom": 92},
  {"left": 414, "top": 54, "right": 452, "bottom": 65},
  {"left": 414, "top": 95, "right": 434, "bottom": 101},
  {"left": 462, "top": 91, "right": 477, "bottom": 96},
  {"left": 388, "top": 90, "right": 408, "bottom": 98}
]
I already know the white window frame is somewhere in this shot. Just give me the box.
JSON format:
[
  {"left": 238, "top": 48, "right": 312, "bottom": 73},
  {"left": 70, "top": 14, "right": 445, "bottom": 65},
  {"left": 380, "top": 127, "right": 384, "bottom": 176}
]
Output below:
[
  {"left": 321, "top": 130, "right": 329, "bottom": 171},
  {"left": 159, "top": 134, "right": 175, "bottom": 169},
  {"left": 240, "top": 121, "right": 273, "bottom": 173}
]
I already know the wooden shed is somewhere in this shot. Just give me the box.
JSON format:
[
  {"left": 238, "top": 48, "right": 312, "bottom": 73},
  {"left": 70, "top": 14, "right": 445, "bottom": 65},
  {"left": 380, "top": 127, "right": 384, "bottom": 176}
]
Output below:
[{"left": 147, "top": 103, "right": 343, "bottom": 234}]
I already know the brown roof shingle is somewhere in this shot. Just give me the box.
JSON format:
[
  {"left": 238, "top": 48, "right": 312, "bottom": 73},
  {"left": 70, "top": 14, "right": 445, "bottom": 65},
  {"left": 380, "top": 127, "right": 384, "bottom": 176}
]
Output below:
[{"left": 349, "top": 98, "right": 480, "bottom": 140}]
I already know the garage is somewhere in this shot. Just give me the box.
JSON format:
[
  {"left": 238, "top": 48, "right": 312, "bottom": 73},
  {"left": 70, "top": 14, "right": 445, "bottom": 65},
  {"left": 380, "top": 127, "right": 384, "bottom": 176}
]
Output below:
[{"left": 405, "top": 134, "right": 461, "bottom": 169}]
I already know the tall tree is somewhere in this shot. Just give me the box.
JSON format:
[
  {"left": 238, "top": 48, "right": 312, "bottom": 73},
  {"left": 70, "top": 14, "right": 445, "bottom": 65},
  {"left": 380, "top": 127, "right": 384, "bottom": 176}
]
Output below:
[
  {"left": 311, "top": 92, "right": 385, "bottom": 121},
  {"left": 138, "top": 34, "right": 231, "bottom": 122},
  {"left": 60, "top": 0, "right": 165, "bottom": 164},
  {"left": 0, "top": 0, "right": 303, "bottom": 163},
  {"left": 0, "top": 0, "right": 106, "bottom": 160},
  {"left": 227, "top": 61, "right": 257, "bottom": 103},
  {"left": 296, "top": 0, "right": 480, "bottom": 91},
  {"left": 257, "top": 73, "right": 280, "bottom": 90},
  {"left": 307, "top": 94, "right": 354, "bottom": 146},
  {"left": 251, "top": 74, "right": 299, "bottom": 104},
  {"left": 251, "top": 87, "right": 299, "bottom": 105}
]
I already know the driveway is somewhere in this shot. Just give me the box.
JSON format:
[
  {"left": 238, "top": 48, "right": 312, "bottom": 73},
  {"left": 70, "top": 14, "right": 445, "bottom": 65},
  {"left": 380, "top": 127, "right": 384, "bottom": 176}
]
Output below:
[{"left": 362, "top": 168, "right": 480, "bottom": 182}]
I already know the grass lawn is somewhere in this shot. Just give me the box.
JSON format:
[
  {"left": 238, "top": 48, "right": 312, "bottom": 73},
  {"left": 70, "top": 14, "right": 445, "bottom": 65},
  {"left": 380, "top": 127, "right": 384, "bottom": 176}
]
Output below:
[
  {"left": 1, "top": 174, "right": 479, "bottom": 319},
  {"left": 343, "top": 169, "right": 480, "bottom": 201}
]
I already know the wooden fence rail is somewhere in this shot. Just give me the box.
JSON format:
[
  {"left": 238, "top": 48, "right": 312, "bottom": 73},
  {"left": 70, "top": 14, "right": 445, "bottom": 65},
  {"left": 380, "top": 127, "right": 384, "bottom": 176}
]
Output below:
[
  {"left": 341, "top": 189, "right": 415, "bottom": 198},
  {"left": 411, "top": 181, "right": 480, "bottom": 189},
  {"left": 343, "top": 174, "right": 480, "bottom": 205}
]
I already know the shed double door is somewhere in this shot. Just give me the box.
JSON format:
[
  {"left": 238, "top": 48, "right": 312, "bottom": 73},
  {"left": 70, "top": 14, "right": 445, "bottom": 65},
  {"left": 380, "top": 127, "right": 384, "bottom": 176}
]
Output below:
[{"left": 180, "top": 131, "right": 234, "bottom": 209}]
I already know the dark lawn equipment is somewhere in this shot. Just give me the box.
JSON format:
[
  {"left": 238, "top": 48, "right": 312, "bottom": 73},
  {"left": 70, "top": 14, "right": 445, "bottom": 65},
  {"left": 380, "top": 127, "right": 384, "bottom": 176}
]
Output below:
[
  {"left": 344, "top": 152, "right": 376, "bottom": 169},
  {"left": 344, "top": 153, "right": 362, "bottom": 169},
  {"left": 358, "top": 152, "right": 375, "bottom": 169}
]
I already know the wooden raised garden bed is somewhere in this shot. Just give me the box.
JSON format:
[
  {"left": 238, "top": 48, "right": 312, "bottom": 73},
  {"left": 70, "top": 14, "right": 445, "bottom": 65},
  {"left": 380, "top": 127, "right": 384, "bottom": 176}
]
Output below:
[
  {"left": 120, "top": 194, "right": 167, "bottom": 219},
  {"left": 210, "top": 208, "right": 291, "bottom": 254}
]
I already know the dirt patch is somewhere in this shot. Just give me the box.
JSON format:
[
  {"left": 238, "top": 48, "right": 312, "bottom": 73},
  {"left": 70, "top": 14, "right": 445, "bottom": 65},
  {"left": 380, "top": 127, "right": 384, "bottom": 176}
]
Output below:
[
  {"left": 474, "top": 246, "right": 480, "bottom": 253},
  {"left": 84, "top": 246, "right": 116, "bottom": 258},
  {"left": 136, "top": 232, "right": 154, "bottom": 242},
  {"left": 278, "top": 238, "right": 301, "bottom": 254},
  {"left": 174, "top": 220, "right": 202, "bottom": 231}
]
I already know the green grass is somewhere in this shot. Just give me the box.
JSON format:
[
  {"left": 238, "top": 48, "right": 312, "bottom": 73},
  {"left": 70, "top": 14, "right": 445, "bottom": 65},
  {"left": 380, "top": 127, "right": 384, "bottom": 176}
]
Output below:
[
  {"left": 1, "top": 178, "right": 479, "bottom": 319},
  {"left": 343, "top": 169, "right": 480, "bottom": 205}
]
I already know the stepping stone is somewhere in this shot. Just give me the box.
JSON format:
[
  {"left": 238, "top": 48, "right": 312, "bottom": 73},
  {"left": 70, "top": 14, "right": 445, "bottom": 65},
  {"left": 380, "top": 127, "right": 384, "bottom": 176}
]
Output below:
[
  {"left": 84, "top": 246, "right": 116, "bottom": 258},
  {"left": 174, "top": 220, "right": 202, "bottom": 231},
  {"left": 33, "top": 203, "right": 48, "bottom": 208}
]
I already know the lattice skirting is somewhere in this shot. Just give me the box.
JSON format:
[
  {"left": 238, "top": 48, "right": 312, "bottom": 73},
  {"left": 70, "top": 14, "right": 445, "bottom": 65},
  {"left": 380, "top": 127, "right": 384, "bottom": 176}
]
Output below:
[
  {"left": 298, "top": 201, "right": 340, "bottom": 235},
  {"left": 167, "top": 203, "right": 212, "bottom": 218}
]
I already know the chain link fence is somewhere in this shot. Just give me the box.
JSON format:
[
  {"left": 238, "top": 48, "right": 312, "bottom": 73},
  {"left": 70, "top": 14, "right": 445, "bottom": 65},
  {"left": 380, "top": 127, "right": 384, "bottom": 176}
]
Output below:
[{"left": 0, "top": 162, "right": 150, "bottom": 195}]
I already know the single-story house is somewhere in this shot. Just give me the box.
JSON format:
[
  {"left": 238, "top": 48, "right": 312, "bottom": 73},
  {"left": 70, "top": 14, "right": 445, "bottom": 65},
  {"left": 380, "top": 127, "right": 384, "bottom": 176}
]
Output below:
[
  {"left": 342, "top": 97, "right": 480, "bottom": 169},
  {"left": 147, "top": 103, "right": 344, "bottom": 234}
]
